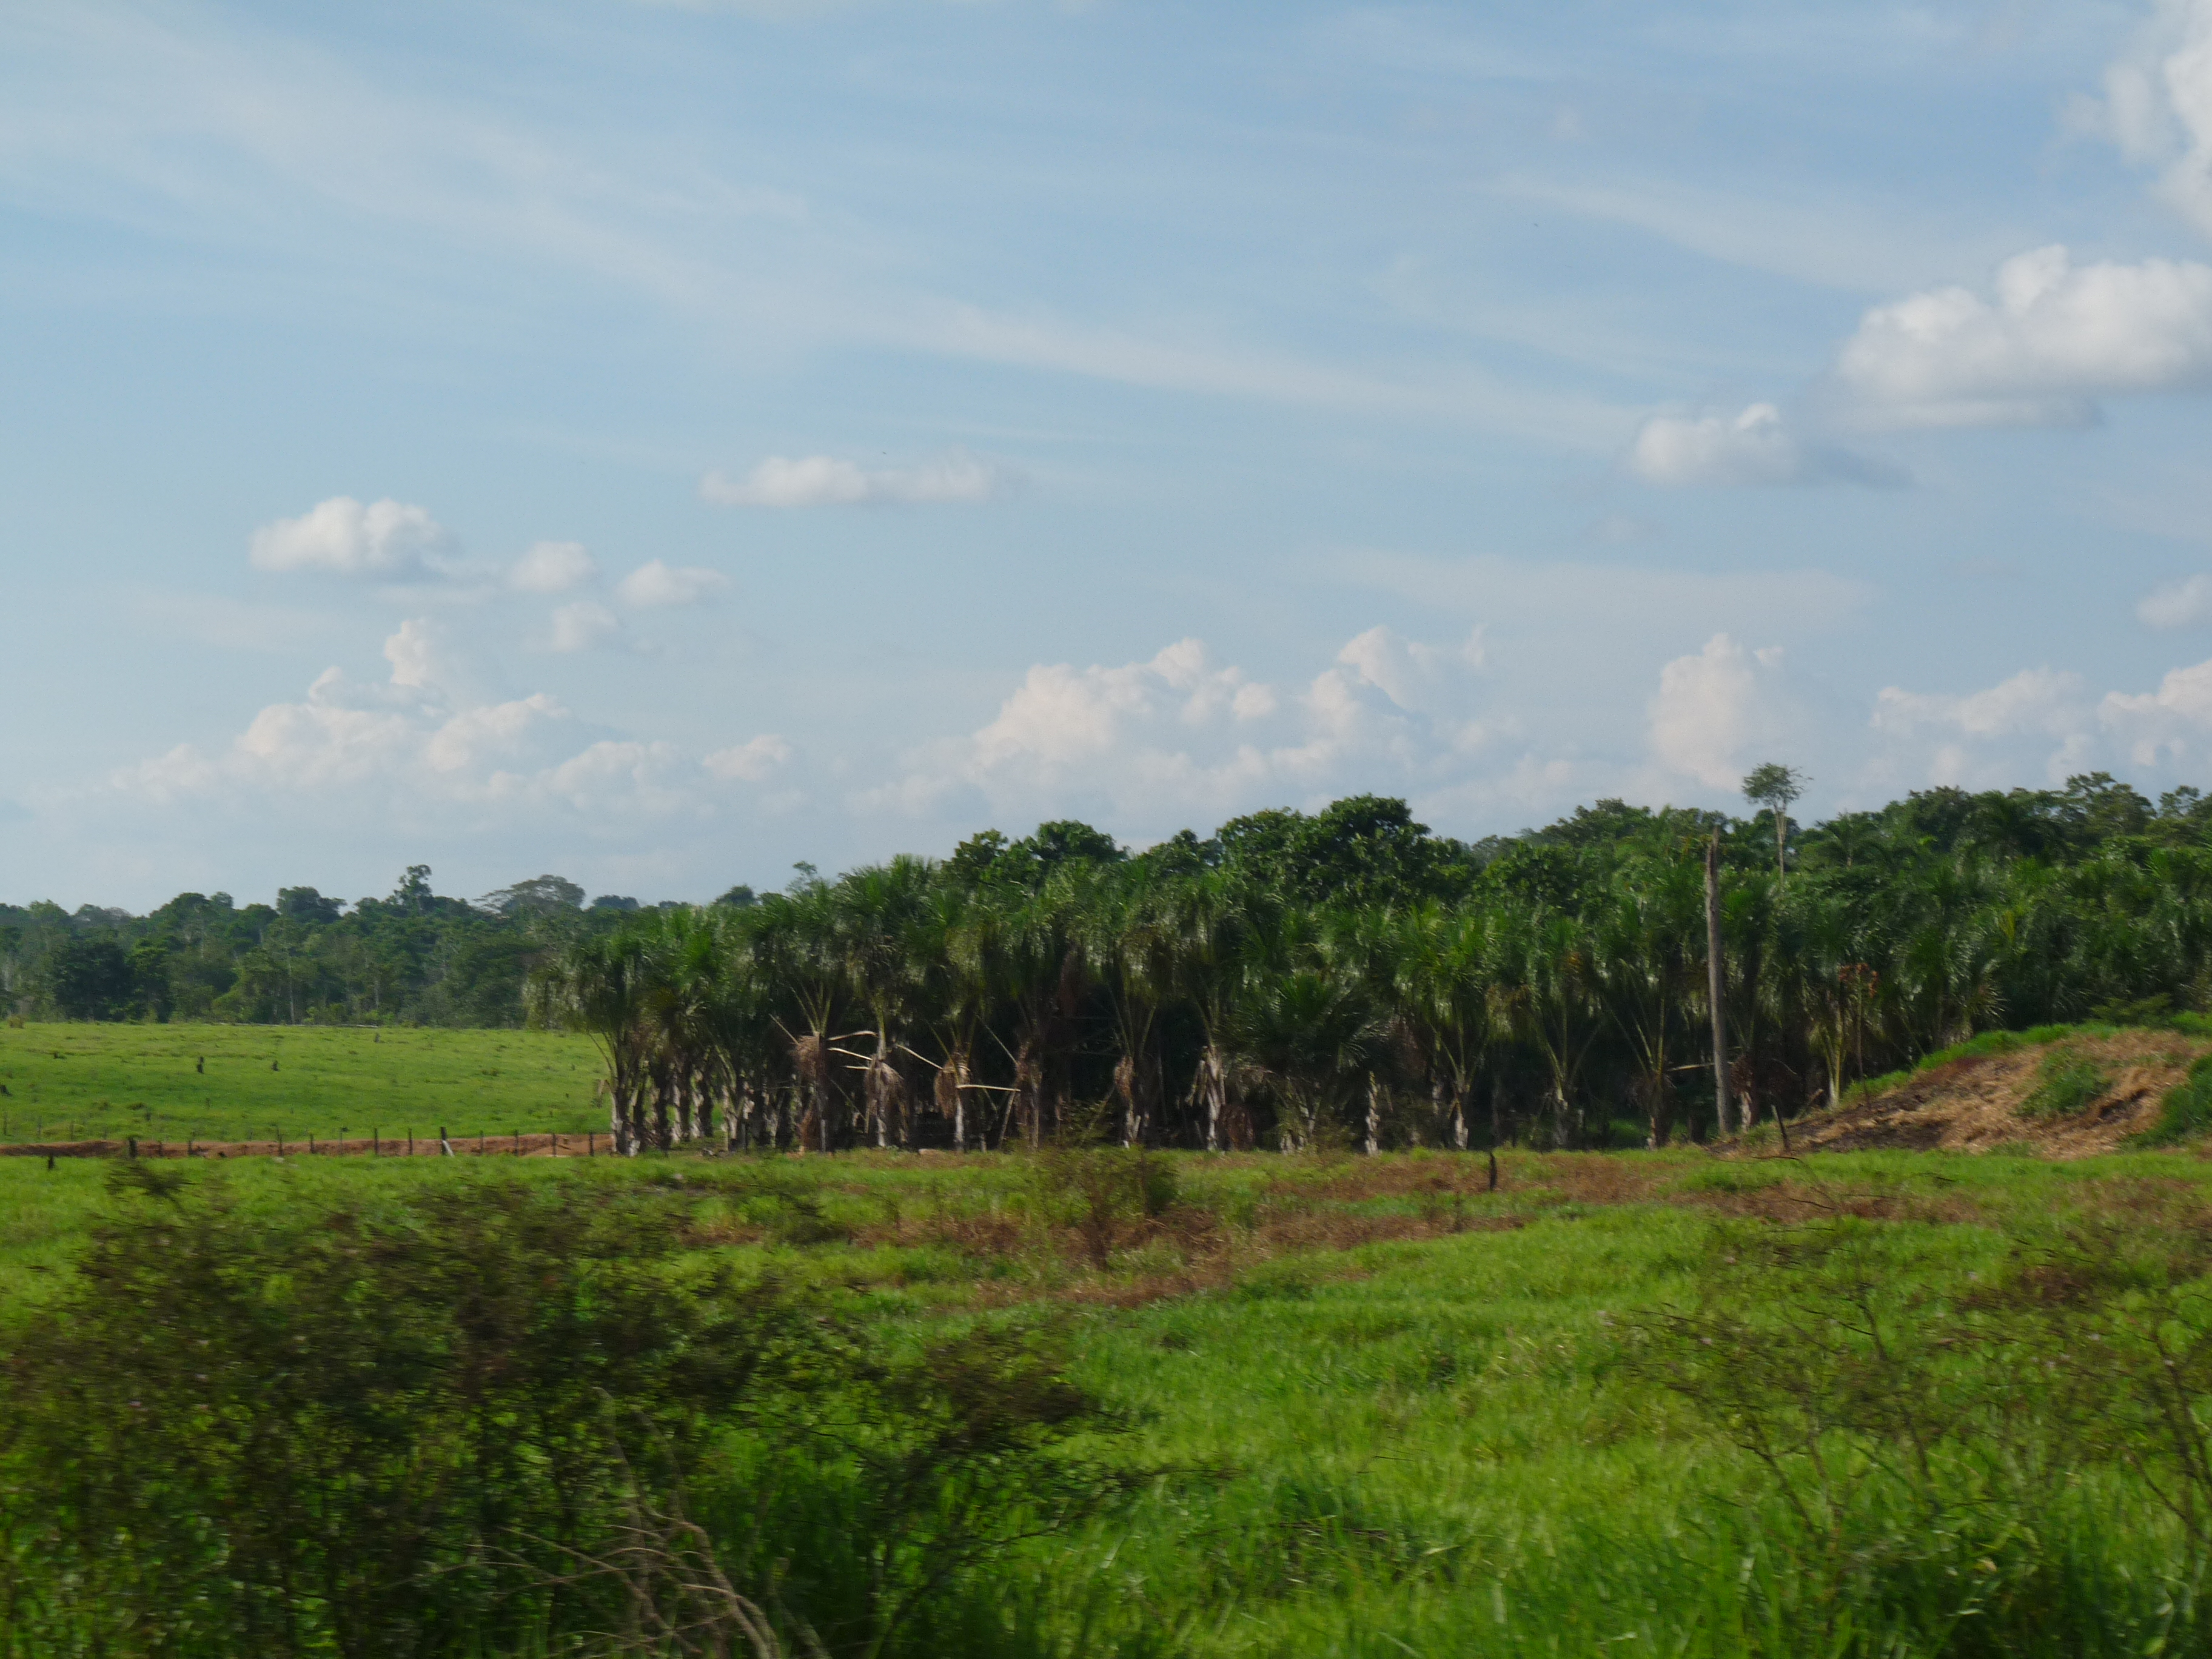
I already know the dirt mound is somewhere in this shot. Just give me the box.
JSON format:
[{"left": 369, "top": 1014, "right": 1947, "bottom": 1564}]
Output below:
[{"left": 1794, "top": 1030, "right": 2210, "bottom": 1158}]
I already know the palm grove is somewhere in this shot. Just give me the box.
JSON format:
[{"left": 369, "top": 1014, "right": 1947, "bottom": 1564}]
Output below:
[{"left": 16, "top": 774, "right": 2212, "bottom": 1154}]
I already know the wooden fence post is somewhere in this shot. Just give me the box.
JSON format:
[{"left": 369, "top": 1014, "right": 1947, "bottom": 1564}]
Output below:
[{"left": 439, "top": 1125, "right": 452, "bottom": 1158}]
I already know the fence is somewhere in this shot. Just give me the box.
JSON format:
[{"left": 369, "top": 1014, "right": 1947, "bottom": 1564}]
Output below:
[{"left": 0, "top": 1128, "right": 622, "bottom": 1161}]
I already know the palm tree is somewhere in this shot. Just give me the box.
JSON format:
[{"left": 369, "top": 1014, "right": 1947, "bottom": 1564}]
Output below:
[
  {"left": 830, "top": 858, "right": 934, "bottom": 1148},
  {"left": 1165, "top": 873, "right": 1264, "bottom": 1151},
  {"left": 1594, "top": 852, "right": 1703, "bottom": 1148},
  {"left": 1391, "top": 904, "right": 1496, "bottom": 1151},
  {"left": 1498, "top": 906, "right": 1603, "bottom": 1148},
  {"left": 746, "top": 879, "right": 848, "bottom": 1153},
  {"left": 527, "top": 928, "right": 656, "bottom": 1155},
  {"left": 1081, "top": 863, "right": 1179, "bottom": 1147}
]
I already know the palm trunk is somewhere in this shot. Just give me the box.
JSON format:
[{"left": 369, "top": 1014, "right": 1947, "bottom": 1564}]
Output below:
[
  {"left": 1197, "top": 1043, "right": 1228, "bottom": 1152},
  {"left": 1706, "top": 833, "right": 1733, "bottom": 1137}
]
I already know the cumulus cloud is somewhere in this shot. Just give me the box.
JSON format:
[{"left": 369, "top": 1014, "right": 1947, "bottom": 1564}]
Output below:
[
  {"left": 1626, "top": 403, "right": 1899, "bottom": 487},
  {"left": 508, "top": 540, "right": 598, "bottom": 594},
  {"left": 700, "top": 450, "right": 1007, "bottom": 508},
  {"left": 2102, "top": 657, "right": 2212, "bottom": 766},
  {"left": 549, "top": 600, "right": 621, "bottom": 652},
  {"left": 1870, "top": 666, "right": 2095, "bottom": 785},
  {"left": 703, "top": 734, "right": 793, "bottom": 782},
  {"left": 860, "top": 626, "right": 1510, "bottom": 833},
  {"left": 1646, "top": 634, "right": 1790, "bottom": 788},
  {"left": 112, "top": 620, "right": 724, "bottom": 821},
  {"left": 1832, "top": 245, "right": 2212, "bottom": 426},
  {"left": 2074, "top": 0, "right": 2212, "bottom": 238},
  {"left": 249, "top": 496, "right": 449, "bottom": 578},
  {"left": 616, "top": 560, "right": 731, "bottom": 608},
  {"left": 2140, "top": 574, "right": 2212, "bottom": 628}
]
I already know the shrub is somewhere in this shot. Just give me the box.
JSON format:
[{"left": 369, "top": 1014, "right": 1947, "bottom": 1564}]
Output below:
[
  {"left": 2020, "top": 1048, "right": 2111, "bottom": 1119},
  {"left": 0, "top": 1168, "right": 1131, "bottom": 1657},
  {"left": 2143, "top": 1054, "right": 2212, "bottom": 1146}
]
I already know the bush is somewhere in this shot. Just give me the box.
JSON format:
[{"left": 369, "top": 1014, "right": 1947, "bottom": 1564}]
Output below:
[
  {"left": 2143, "top": 1054, "right": 2212, "bottom": 1146},
  {"left": 2020, "top": 1048, "right": 2111, "bottom": 1118},
  {"left": 0, "top": 1168, "right": 1132, "bottom": 1657},
  {"left": 1025, "top": 1131, "right": 1181, "bottom": 1269}
]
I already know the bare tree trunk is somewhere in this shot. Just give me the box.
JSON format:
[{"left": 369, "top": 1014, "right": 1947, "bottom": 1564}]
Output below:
[
  {"left": 1365, "top": 1073, "right": 1386, "bottom": 1155},
  {"left": 1197, "top": 1044, "right": 1228, "bottom": 1152},
  {"left": 1706, "top": 832, "right": 1733, "bottom": 1138},
  {"left": 1010, "top": 1041, "right": 1044, "bottom": 1150}
]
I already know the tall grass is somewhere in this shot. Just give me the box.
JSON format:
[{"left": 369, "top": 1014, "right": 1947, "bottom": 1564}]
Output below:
[{"left": 1, "top": 1151, "right": 2211, "bottom": 1653}]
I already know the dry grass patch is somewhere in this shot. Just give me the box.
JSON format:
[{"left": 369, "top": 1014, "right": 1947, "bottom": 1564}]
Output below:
[{"left": 1795, "top": 1030, "right": 2212, "bottom": 1158}]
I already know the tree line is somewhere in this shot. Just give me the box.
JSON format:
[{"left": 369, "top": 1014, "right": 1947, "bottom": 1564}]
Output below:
[
  {"left": 0, "top": 866, "right": 716, "bottom": 1028},
  {"left": 12, "top": 776, "right": 2212, "bottom": 1151},
  {"left": 522, "top": 775, "right": 2212, "bottom": 1155}
]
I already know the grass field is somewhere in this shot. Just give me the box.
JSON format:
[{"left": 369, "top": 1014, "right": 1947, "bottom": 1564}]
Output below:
[
  {"left": 0, "top": 1021, "right": 605, "bottom": 1146},
  {"left": 5, "top": 1135, "right": 2212, "bottom": 1655}
]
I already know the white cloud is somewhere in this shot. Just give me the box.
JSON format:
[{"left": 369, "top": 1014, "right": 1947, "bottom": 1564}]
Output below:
[
  {"left": 549, "top": 600, "right": 622, "bottom": 652},
  {"left": 1626, "top": 402, "right": 1898, "bottom": 487},
  {"left": 2102, "top": 657, "right": 2212, "bottom": 766},
  {"left": 2074, "top": 0, "right": 2212, "bottom": 239},
  {"left": 703, "top": 734, "right": 793, "bottom": 782},
  {"left": 2140, "top": 574, "right": 2212, "bottom": 628},
  {"left": 862, "top": 628, "right": 1510, "bottom": 833},
  {"left": 249, "top": 496, "right": 449, "bottom": 578},
  {"left": 1870, "top": 666, "right": 2094, "bottom": 785},
  {"left": 112, "top": 620, "right": 709, "bottom": 820},
  {"left": 381, "top": 617, "right": 444, "bottom": 689},
  {"left": 1646, "top": 634, "right": 1790, "bottom": 788},
  {"left": 1832, "top": 245, "right": 2212, "bottom": 426},
  {"left": 508, "top": 540, "right": 598, "bottom": 594},
  {"left": 699, "top": 450, "right": 1008, "bottom": 508},
  {"left": 616, "top": 559, "right": 731, "bottom": 608}
]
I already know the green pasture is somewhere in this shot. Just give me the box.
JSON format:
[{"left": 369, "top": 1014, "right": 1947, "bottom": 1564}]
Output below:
[
  {"left": 0, "top": 1021, "right": 605, "bottom": 1146},
  {"left": 8, "top": 1144, "right": 2212, "bottom": 1653}
]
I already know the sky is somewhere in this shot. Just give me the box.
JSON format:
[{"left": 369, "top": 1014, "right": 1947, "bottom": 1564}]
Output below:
[{"left": 9, "top": 0, "right": 2212, "bottom": 910}]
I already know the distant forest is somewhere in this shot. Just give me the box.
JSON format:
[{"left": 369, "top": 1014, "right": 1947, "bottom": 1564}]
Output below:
[{"left": 11, "top": 774, "right": 2212, "bottom": 1138}]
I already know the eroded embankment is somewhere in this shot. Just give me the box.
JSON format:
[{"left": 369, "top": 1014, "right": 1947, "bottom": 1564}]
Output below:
[{"left": 1790, "top": 1029, "right": 2212, "bottom": 1158}]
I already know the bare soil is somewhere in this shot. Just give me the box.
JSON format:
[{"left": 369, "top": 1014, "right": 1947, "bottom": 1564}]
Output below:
[{"left": 1791, "top": 1030, "right": 2212, "bottom": 1158}]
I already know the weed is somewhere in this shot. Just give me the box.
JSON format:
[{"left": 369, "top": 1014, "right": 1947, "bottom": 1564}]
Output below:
[
  {"left": 2142, "top": 1054, "right": 2212, "bottom": 1145},
  {"left": 2020, "top": 1048, "right": 2111, "bottom": 1118}
]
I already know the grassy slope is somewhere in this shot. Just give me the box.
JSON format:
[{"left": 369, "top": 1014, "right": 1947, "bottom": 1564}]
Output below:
[
  {"left": 0, "top": 1022, "right": 605, "bottom": 1145},
  {"left": 4, "top": 1146, "right": 2207, "bottom": 1654}
]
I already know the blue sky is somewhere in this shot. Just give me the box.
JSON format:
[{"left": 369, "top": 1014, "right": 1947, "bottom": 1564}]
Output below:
[{"left": 9, "top": 0, "right": 2212, "bottom": 908}]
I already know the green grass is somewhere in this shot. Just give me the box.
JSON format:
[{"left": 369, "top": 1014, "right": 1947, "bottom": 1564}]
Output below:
[
  {"left": 0, "top": 1021, "right": 605, "bottom": 1145},
  {"left": 2019, "top": 1046, "right": 2113, "bottom": 1118},
  {"left": 8, "top": 1144, "right": 2212, "bottom": 1653}
]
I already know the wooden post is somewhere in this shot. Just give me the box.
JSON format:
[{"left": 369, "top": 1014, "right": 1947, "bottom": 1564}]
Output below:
[
  {"left": 407, "top": 1129, "right": 414, "bottom": 1156},
  {"left": 1706, "top": 832, "right": 1732, "bottom": 1139},
  {"left": 513, "top": 1128, "right": 520, "bottom": 1155},
  {"left": 439, "top": 1125, "right": 452, "bottom": 1158},
  {"left": 309, "top": 1134, "right": 315, "bottom": 1155},
  {"left": 373, "top": 1128, "right": 379, "bottom": 1157},
  {"left": 588, "top": 1131, "right": 595, "bottom": 1158},
  {"left": 127, "top": 1137, "right": 137, "bottom": 1160}
]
